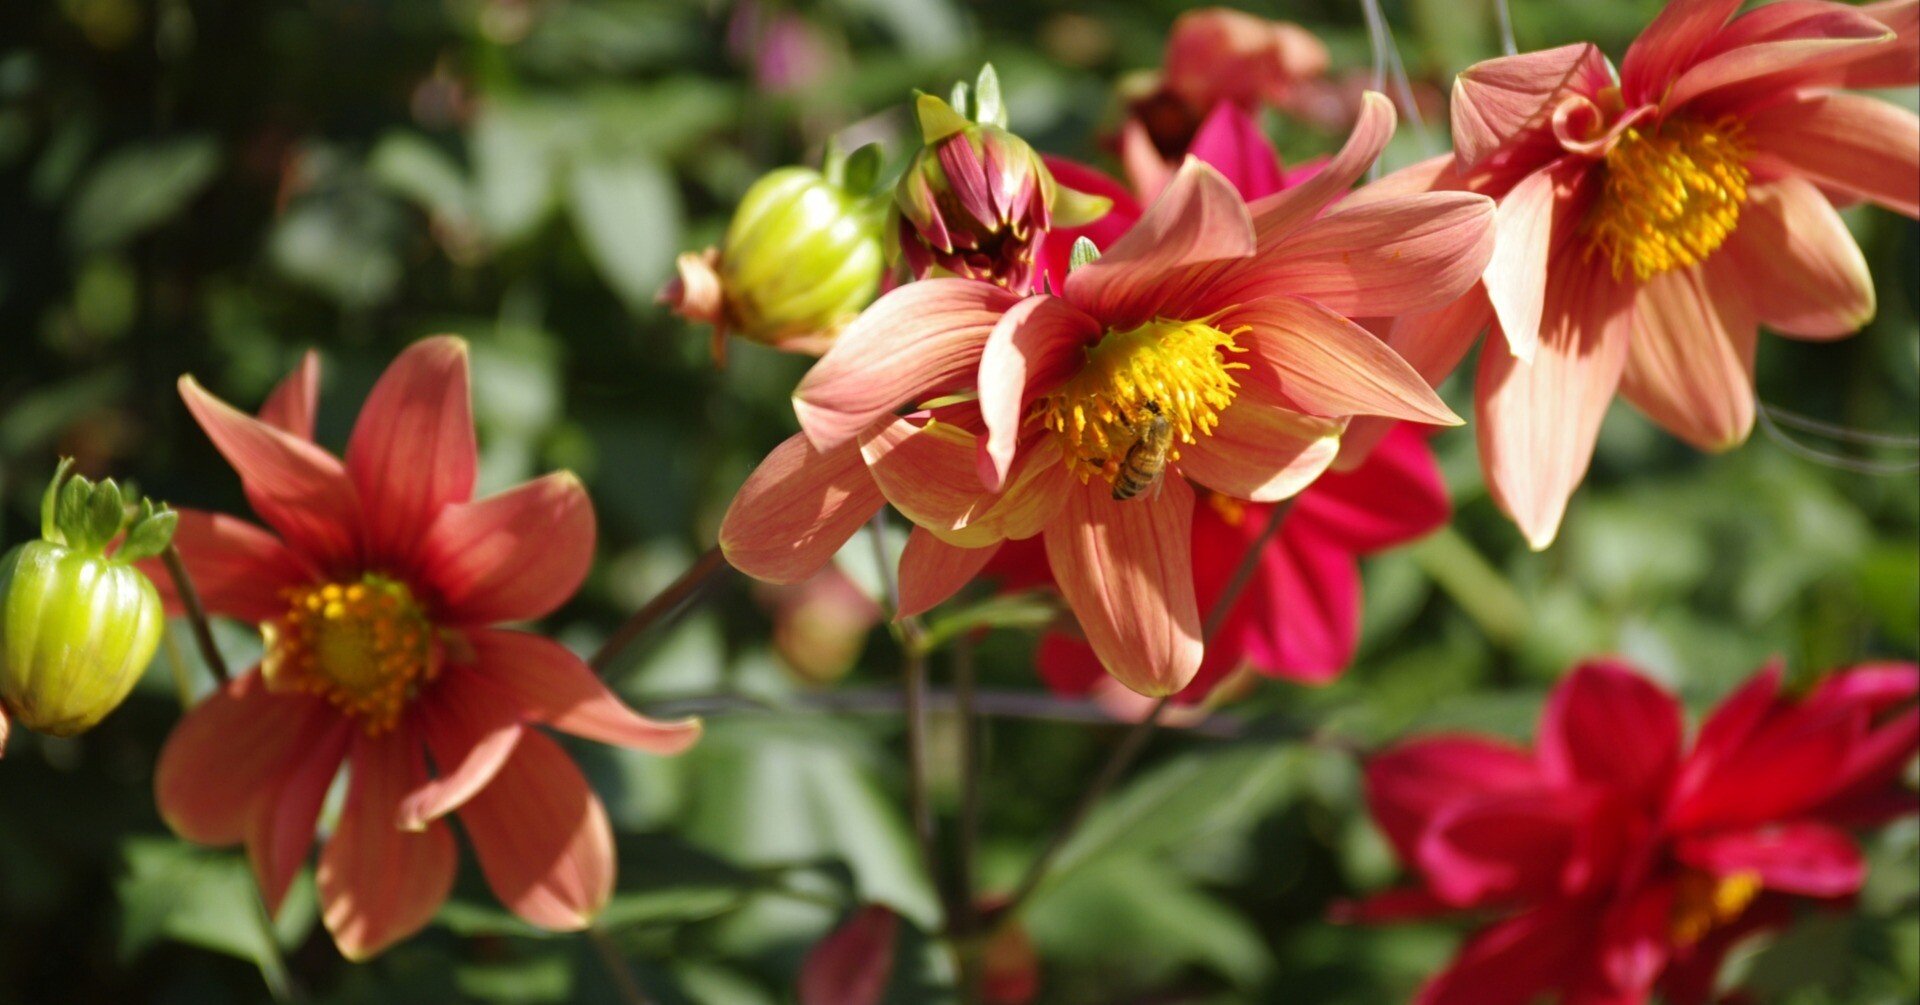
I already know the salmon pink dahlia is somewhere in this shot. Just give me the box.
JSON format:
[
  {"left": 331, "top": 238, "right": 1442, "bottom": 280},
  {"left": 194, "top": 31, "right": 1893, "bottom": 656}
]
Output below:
[
  {"left": 149, "top": 337, "right": 701, "bottom": 959},
  {"left": 721, "top": 95, "right": 1494, "bottom": 696},
  {"left": 1344, "top": 0, "right": 1920, "bottom": 549}
]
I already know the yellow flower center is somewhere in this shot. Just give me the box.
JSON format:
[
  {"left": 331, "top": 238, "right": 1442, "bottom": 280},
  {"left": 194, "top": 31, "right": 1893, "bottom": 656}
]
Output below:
[
  {"left": 1038, "top": 317, "right": 1247, "bottom": 486},
  {"left": 1669, "top": 870, "right": 1762, "bottom": 947},
  {"left": 1587, "top": 117, "right": 1752, "bottom": 282},
  {"left": 262, "top": 575, "right": 440, "bottom": 735}
]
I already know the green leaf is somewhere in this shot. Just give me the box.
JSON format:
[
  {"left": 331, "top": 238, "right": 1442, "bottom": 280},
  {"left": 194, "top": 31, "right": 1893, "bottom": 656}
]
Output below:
[
  {"left": 566, "top": 151, "right": 681, "bottom": 312},
  {"left": 116, "top": 838, "right": 311, "bottom": 997},
  {"left": 369, "top": 130, "right": 477, "bottom": 231},
  {"left": 117, "top": 505, "right": 177, "bottom": 563},
  {"left": 1025, "top": 855, "right": 1274, "bottom": 988},
  {"left": 915, "top": 591, "right": 1060, "bottom": 653},
  {"left": 67, "top": 137, "right": 220, "bottom": 252},
  {"left": 471, "top": 100, "right": 560, "bottom": 243}
]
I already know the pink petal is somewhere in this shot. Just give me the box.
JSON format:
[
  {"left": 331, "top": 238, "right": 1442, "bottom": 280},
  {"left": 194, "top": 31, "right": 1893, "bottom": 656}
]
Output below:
[
  {"left": 1228, "top": 190, "right": 1497, "bottom": 318},
  {"left": 1673, "top": 664, "right": 1785, "bottom": 813},
  {"left": 259, "top": 350, "right": 321, "bottom": 440},
  {"left": 399, "top": 677, "right": 527, "bottom": 830},
  {"left": 1450, "top": 43, "right": 1613, "bottom": 171},
  {"left": 1176, "top": 384, "right": 1343, "bottom": 502},
  {"left": 412, "top": 471, "right": 595, "bottom": 625},
  {"left": 1261, "top": 530, "right": 1360, "bottom": 679},
  {"left": 897, "top": 528, "right": 998, "bottom": 619},
  {"left": 799, "top": 906, "right": 900, "bottom": 1005},
  {"left": 859, "top": 415, "right": 1069, "bottom": 549},
  {"left": 179, "top": 375, "right": 364, "bottom": 575},
  {"left": 1246, "top": 92, "right": 1396, "bottom": 245},
  {"left": 344, "top": 336, "right": 477, "bottom": 572},
  {"left": 155, "top": 669, "right": 339, "bottom": 845},
  {"left": 245, "top": 717, "right": 351, "bottom": 915},
  {"left": 1666, "top": 1, "right": 1898, "bottom": 110},
  {"left": 1416, "top": 789, "right": 1584, "bottom": 906},
  {"left": 1225, "top": 296, "right": 1461, "bottom": 425},
  {"left": 1482, "top": 160, "right": 1584, "bottom": 362},
  {"left": 792, "top": 279, "right": 1023, "bottom": 451},
  {"left": 1718, "top": 176, "right": 1875, "bottom": 339},
  {"left": 1041, "top": 476, "right": 1202, "bottom": 697},
  {"left": 1417, "top": 904, "right": 1595, "bottom": 1005},
  {"left": 1036, "top": 157, "right": 1142, "bottom": 294},
  {"left": 1063, "top": 158, "right": 1256, "bottom": 328},
  {"left": 1477, "top": 258, "right": 1632, "bottom": 550},
  {"left": 1675, "top": 822, "right": 1866, "bottom": 897},
  {"left": 1365, "top": 735, "right": 1543, "bottom": 864},
  {"left": 1619, "top": 262, "right": 1758, "bottom": 452},
  {"left": 1117, "top": 118, "right": 1175, "bottom": 206},
  {"left": 1834, "top": 0, "right": 1920, "bottom": 89},
  {"left": 719, "top": 430, "right": 886, "bottom": 585},
  {"left": 1538, "top": 660, "right": 1684, "bottom": 807},
  {"left": 1746, "top": 90, "right": 1920, "bottom": 219},
  {"left": 1619, "top": 0, "right": 1744, "bottom": 106},
  {"left": 457, "top": 729, "right": 616, "bottom": 931},
  {"left": 462, "top": 628, "right": 702, "bottom": 754},
  {"left": 1186, "top": 101, "right": 1286, "bottom": 200},
  {"left": 318, "top": 728, "right": 457, "bottom": 960},
  {"left": 143, "top": 509, "right": 318, "bottom": 623},
  {"left": 1291, "top": 425, "right": 1450, "bottom": 553},
  {"left": 977, "top": 295, "right": 1101, "bottom": 491}
]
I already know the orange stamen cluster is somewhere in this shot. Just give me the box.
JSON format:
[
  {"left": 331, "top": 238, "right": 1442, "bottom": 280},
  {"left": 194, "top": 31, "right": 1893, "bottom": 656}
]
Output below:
[
  {"left": 1669, "top": 870, "right": 1762, "bottom": 946},
  {"left": 1038, "top": 317, "right": 1247, "bottom": 486},
  {"left": 1588, "top": 116, "right": 1752, "bottom": 282},
  {"left": 262, "top": 575, "right": 439, "bottom": 735}
]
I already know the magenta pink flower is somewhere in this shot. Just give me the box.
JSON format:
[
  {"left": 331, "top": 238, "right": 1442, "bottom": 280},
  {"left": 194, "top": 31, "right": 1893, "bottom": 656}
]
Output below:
[
  {"left": 1343, "top": 0, "right": 1919, "bottom": 548},
  {"left": 146, "top": 338, "right": 701, "bottom": 959},
  {"left": 721, "top": 95, "right": 1494, "bottom": 696},
  {"left": 1354, "top": 659, "right": 1919, "bottom": 1004}
]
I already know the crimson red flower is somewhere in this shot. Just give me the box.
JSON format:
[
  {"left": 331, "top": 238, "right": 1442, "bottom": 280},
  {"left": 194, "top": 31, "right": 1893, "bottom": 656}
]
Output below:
[
  {"left": 1354, "top": 658, "right": 1920, "bottom": 1004},
  {"left": 147, "top": 338, "right": 701, "bottom": 959}
]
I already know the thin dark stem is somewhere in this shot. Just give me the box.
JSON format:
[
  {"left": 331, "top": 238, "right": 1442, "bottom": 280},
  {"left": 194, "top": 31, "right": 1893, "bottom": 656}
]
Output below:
[
  {"left": 586, "top": 928, "right": 654, "bottom": 1005},
  {"left": 639, "top": 687, "right": 1248, "bottom": 739},
  {"left": 590, "top": 546, "right": 731, "bottom": 673},
  {"left": 952, "top": 636, "right": 985, "bottom": 1002},
  {"left": 162, "top": 544, "right": 230, "bottom": 684},
  {"left": 993, "top": 497, "right": 1298, "bottom": 925},
  {"left": 867, "top": 512, "right": 942, "bottom": 914}
]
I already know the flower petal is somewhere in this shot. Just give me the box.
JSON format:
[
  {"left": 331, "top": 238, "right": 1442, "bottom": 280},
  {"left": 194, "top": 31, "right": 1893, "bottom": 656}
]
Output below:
[
  {"left": 1292, "top": 425, "right": 1450, "bottom": 553},
  {"left": 1176, "top": 384, "right": 1343, "bottom": 502},
  {"left": 1619, "top": 261, "right": 1757, "bottom": 452},
  {"left": 1336, "top": 291, "right": 1494, "bottom": 468},
  {"left": 1718, "top": 178, "right": 1875, "bottom": 339},
  {"left": 1246, "top": 92, "right": 1396, "bottom": 244},
  {"left": 462, "top": 628, "right": 702, "bottom": 754},
  {"left": 412, "top": 472, "right": 595, "bottom": 625},
  {"left": 1037, "top": 157, "right": 1142, "bottom": 294},
  {"left": 1450, "top": 43, "right": 1613, "bottom": 170},
  {"left": 155, "top": 669, "right": 339, "bottom": 845},
  {"left": 1674, "top": 822, "right": 1866, "bottom": 897},
  {"left": 1482, "top": 161, "right": 1585, "bottom": 362},
  {"left": 1477, "top": 258, "right": 1632, "bottom": 550},
  {"left": 457, "top": 729, "right": 616, "bottom": 931},
  {"left": 344, "top": 336, "right": 478, "bottom": 572},
  {"left": 897, "top": 528, "right": 998, "bottom": 619},
  {"left": 719, "top": 430, "right": 886, "bottom": 585},
  {"left": 792, "top": 279, "right": 1023, "bottom": 451},
  {"left": 859, "top": 415, "right": 1069, "bottom": 548},
  {"left": 1187, "top": 101, "right": 1287, "bottom": 200},
  {"left": 1417, "top": 789, "right": 1585, "bottom": 906},
  {"left": 1259, "top": 530, "right": 1359, "bottom": 679},
  {"left": 1365, "top": 735, "right": 1544, "bottom": 864},
  {"left": 1538, "top": 660, "right": 1684, "bottom": 808},
  {"left": 1746, "top": 90, "right": 1920, "bottom": 219},
  {"left": 1666, "top": 1, "right": 1898, "bottom": 110},
  {"left": 977, "top": 295, "right": 1101, "bottom": 491},
  {"left": 318, "top": 728, "right": 457, "bottom": 960},
  {"left": 1834, "top": 0, "right": 1920, "bottom": 89},
  {"left": 144, "top": 509, "right": 319, "bottom": 623},
  {"left": 1041, "top": 476, "right": 1202, "bottom": 697},
  {"left": 259, "top": 350, "right": 321, "bottom": 440},
  {"left": 1063, "top": 158, "right": 1256, "bottom": 328},
  {"left": 1229, "top": 190, "right": 1497, "bottom": 318},
  {"left": 1619, "top": 0, "right": 1744, "bottom": 106},
  {"left": 245, "top": 718, "right": 351, "bottom": 916},
  {"left": 399, "top": 676, "right": 527, "bottom": 831},
  {"left": 1417, "top": 904, "right": 1595, "bottom": 1005},
  {"left": 1226, "top": 296, "right": 1461, "bottom": 425},
  {"left": 800, "top": 906, "right": 901, "bottom": 1005},
  {"left": 179, "top": 375, "right": 364, "bottom": 575}
]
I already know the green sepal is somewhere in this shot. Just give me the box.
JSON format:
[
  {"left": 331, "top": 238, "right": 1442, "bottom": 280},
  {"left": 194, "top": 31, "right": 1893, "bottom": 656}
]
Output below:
[
  {"left": 972, "top": 64, "right": 1007, "bottom": 129},
  {"left": 1070, "top": 237, "right": 1102, "bottom": 271},
  {"left": 914, "top": 91, "right": 973, "bottom": 145},
  {"left": 839, "top": 143, "right": 886, "bottom": 196},
  {"left": 40, "top": 457, "right": 75, "bottom": 541},
  {"left": 1052, "top": 183, "right": 1113, "bottom": 228},
  {"left": 117, "top": 502, "right": 178, "bottom": 563}
]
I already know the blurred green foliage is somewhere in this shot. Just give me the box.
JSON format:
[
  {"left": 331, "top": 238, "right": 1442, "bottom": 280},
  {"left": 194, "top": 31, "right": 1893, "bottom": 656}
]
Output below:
[{"left": 0, "top": 1, "right": 1914, "bottom": 1003}]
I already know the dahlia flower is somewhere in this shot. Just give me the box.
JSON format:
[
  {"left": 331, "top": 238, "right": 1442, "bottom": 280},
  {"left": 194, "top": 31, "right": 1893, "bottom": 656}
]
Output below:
[{"left": 148, "top": 337, "right": 701, "bottom": 958}]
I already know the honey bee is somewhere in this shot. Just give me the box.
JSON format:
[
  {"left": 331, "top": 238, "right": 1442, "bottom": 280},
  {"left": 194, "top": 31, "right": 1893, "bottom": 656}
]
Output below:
[{"left": 1111, "top": 402, "right": 1174, "bottom": 501}]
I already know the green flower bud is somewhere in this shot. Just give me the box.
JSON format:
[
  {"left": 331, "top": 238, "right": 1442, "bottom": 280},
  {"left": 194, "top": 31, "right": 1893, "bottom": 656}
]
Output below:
[
  {"left": 662, "top": 149, "right": 888, "bottom": 364},
  {"left": 0, "top": 460, "right": 172, "bottom": 739}
]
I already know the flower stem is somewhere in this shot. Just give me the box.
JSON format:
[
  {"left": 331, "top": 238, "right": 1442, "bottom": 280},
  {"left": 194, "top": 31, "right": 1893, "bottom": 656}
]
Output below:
[
  {"left": 587, "top": 927, "right": 655, "bottom": 1005},
  {"left": 991, "top": 497, "right": 1297, "bottom": 927},
  {"left": 161, "top": 544, "right": 230, "bottom": 684},
  {"left": 589, "top": 546, "right": 731, "bottom": 674},
  {"left": 951, "top": 635, "right": 986, "bottom": 1001},
  {"left": 866, "top": 512, "right": 944, "bottom": 916}
]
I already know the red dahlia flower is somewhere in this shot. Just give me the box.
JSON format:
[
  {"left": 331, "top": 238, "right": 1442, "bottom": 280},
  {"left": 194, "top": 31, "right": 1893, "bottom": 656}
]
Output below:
[
  {"left": 1355, "top": 659, "right": 1920, "bottom": 1004},
  {"left": 1342, "top": 0, "right": 1920, "bottom": 548},
  {"left": 148, "top": 337, "right": 701, "bottom": 959}
]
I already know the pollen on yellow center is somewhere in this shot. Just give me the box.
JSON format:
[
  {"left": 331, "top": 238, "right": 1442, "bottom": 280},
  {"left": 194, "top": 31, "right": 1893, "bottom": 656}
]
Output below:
[
  {"left": 262, "top": 575, "right": 439, "bottom": 735},
  {"left": 1587, "top": 116, "right": 1752, "bottom": 282},
  {"left": 1037, "top": 317, "right": 1247, "bottom": 486},
  {"left": 1669, "top": 870, "right": 1762, "bottom": 946}
]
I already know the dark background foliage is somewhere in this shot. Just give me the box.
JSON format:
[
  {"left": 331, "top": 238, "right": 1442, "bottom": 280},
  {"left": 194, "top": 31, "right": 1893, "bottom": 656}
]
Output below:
[{"left": 0, "top": 1, "right": 1914, "bottom": 1002}]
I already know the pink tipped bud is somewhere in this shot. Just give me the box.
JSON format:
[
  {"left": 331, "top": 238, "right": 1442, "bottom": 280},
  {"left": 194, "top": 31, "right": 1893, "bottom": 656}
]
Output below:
[{"left": 799, "top": 905, "right": 899, "bottom": 1005}]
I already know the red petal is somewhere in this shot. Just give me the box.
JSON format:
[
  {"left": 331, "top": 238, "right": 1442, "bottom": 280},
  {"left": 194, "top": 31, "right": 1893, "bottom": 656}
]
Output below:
[
  {"left": 1537, "top": 660, "right": 1683, "bottom": 807},
  {"left": 246, "top": 717, "right": 352, "bottom": 915},
  {"left": 400, "top": 678, "right": 527, "bottom": 830},
  {"left": 143, "top": 509, "right": 318, "bottom": 623},
  {"left": 259, "top": 350, "right": 321, "bottom": 440},
  {"left": 897, "top": 528, "right": 997, "bottom": 619},
  {"left": 345, "top": 336, "right": 478, "bottom": 573},
  {"left": 413, "top": 472, "right": 595, "bottom": 625},
  {"left": 318, "top": 728, "right": 457, "bottom": 960},
  {"left": 720, "top": 430, "right": 885, "bottom": 584},
  {"left": 457, "top": 729, "right": 616, "bottom": 930},
  {"left": 155, "top": 670, "right": 339, "bottom": 845},
  {"left": 799, "top": 906, "right": 900, "bottom": 1005},
  {"left": 1063, "top": 158, "right": 1256, "bottom": 329},
  {"left": 1675, "top": 822, "right": 1866, "bottom": 896},
  {"left": 1365, "top": 736, "right": 1544, "bottom": 865},
  {"left": 462, "top": 628, "right": 702, "bottom": 755}
]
